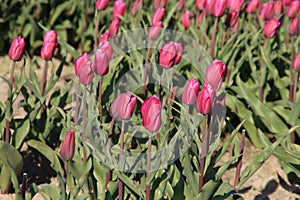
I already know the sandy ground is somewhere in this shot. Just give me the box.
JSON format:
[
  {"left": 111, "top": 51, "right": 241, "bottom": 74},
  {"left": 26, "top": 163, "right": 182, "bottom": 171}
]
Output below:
[{"left": 0, "top": 55, "right": 299, "bottom": 199}]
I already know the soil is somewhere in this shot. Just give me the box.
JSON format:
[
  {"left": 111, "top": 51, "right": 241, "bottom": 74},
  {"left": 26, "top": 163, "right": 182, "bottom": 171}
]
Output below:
[{"left": 0, "top": 56, "right": 299, "bottom": 199}]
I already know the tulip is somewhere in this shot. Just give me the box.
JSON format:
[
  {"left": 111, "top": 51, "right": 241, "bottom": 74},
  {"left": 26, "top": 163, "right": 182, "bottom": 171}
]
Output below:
[
  {"left": 96, "top": 0, "right": 109, "bottom": 10},
  {"left": 132, "top": 0, "right": 143, "bottom": 16},
  {"left": 273, "top": 0, "right": 283, "bottom": 16},
  {"left": 290, "top": 17, "right": 299, "bottom": 35},
  {"left": 152, "top": 8, "right": 165, "bottom": 24},
  {"left": 109, "top": 18, "right": 120, "bottom": 37},
  {"left": 293, "top": 52, "right": 300, "bottom": 71},
  {"left": 74, "top": 53, "right": 94, "bottom": 85},
  {"left": 94, "top": 41, "right": 113, "bottom": 76},
  {"left": 174, "top": 43, "right": 183, "bottom": 65},
  {"left": 197, "top": 84, "right": 215, "bottom": 115},
  {"left": 260, "top": 1, "right": 275, "bottom": 21},
  {"left": 177, "top": 0, "right": 185, "bottom": 11},
  {"left": 225, "top": 11, "right": 239, "bottom": 27},
  {"left": 99, "top": 31, "right": 110, "bottom": 42},
  {"left": 8, "top": 36, "right": 25, "bottom": 62},
  {"left": 141, "top": 95, "right": 162, "bottom": 132},
  {"left": 263, "top": 18, "right": 280, "bottom": 38},
  {"left": 196, "top": 0, "right": 206, "bottom": 11},
  {"left": 204, "top": 0, "right": 215, "bottom": 15},
  {"left": 113, "top": 0, "right": 126, "bottom": 20},
  {"left": 110, "top": 92, "right": 137, "bottom": 120},
  {"left": 212, "top": 0, "right": 227, "bottom": 17},
  {"left": 227, "top": 0, "right": 244, "bottom": 12},
  {"left": 153, "top": 0, "right": 167, "bottom": 10},
  {"left": 74, "top": 52, "right": 90, "bottom": 76},
  {"left": 283, "top": 0, "right": 293, "bottom": 6},
  {"left": 149, "top": 21, "right": 162, "bottom": 40},
  {"left": 197, "top": 12, "right": 204, "bottom": 25},
  {"left": 287, "top": 1, "right": 300, "bottom": 18},
  {"left": 41, "top": 30, "right": 58, "bottom": 60},
  {"left": 204, "top": 60, "right": 226, "bottom": 91},
  {"left": 245, "top": 0, "right": 261, "bottom": 14},
  {"left": 60, "top": 130, "right": 75, "bottom": 161},
  {"left": 181, "top": 10, "right": 193, "bottom": 29},
  {"left": 159, "top": 42, "right": 183, "bottom": 68},
  {"left": 182, "top": 78, "right": 200, "bottom": 105}
]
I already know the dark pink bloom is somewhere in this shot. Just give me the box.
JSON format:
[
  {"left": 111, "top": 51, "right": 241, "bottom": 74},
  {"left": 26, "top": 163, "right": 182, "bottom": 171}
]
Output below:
[
  {"left": 94, "top": 41, "right": 113, "bottom": 76},
  {"left": 225, "top": 11, "right": 239, "bottom": 27},
  {"left": 74, "top": 53, "right": 94, "bottom": 85},
  {"left": 110, "top": 92, "right": 137, "bottom": 120},
  {"left": 204, "top": 0, "right": 215, "bottom": 15},
  {"left": 227, "top": 0, "right": 244, "bottom": 12},
  {"left": 141, "top": 95, "right": 162, "bottom": 132},
  {"left": 293, "top": 52, "right": 300, "bottom": 71},
  {"left": 149, "top": 21, "right": 162, "bottom": 40},
  {"left": 153, "top": 0, "right": 167, "bottom": 10},
  {"left": 287, "top": 0, "right": 300, "bottom": 18},
  {"left": 132, "top": 0, "right": 143, "bottom": 16},
  {"left": 196, "top": 0, "right": 206, "bottom": 11},
  {"left": 60, "top": 130, "right": 75, "bottom": 161},
  {"left": 74, "top": 52, "right": 89, "bottom": 76},
  {"left": 204, "top": 60, "right": 226, "bottom": 91},
  {"left": 8, "top": 36, "right": 25, "bottom": 62},
  {"left": 113, "top": 0, "right": 126, "bottom": 19},
  {"left": 159, "top": 42, "right": 183, "bottom": 68},
  {"left": 177, "top": 0, "right": 185, "bottom": 11},
  {"left": 290, "top": 17, "right": 299, "bottom": 35},
  {"left": 41, "top": 30, "right": 58, "bottom": 60},
  {"left": 263, "top": 18, "right": 280, "bottom": 38},
  {"left": 181, "top": 10, "right": 193, "bottom": 29},
  {"left": 197, "top": 84, "right": 215, "bottom": 115},
  {"left": 273, "top": 0, "right": 283, "bottom": 16},
  {"left": 109, "top": 18, "right": 120, "bottom": 37},
  {"left": 99, "top": 31, "right": 110, "bottom": 42},
  {"left": 283, "top": 0, "right": 293, "bottom": 6},
  {"left": 152, "top": 8, "right": 165, "bottom": 24},
  {"left": 245, "top": 0, "right": 261, "bottom": 14},
  {"left": 96, "top": 0, "right": 109, "bottom": 10},
  {"left": 182, "top": 78, "right": 201, "bottom": 105},
  {"left": 212, "top": 0, "right": 227, "bottom": 17},
  {"left": 260, "top": 1, "right": 275, "bottom": 21}
]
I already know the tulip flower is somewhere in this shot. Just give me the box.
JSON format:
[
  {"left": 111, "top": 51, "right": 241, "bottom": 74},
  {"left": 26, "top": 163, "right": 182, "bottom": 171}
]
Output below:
[
  {"left": 283, "top": 0, "right": 293, "bottom": 6},
  {"left": 110, "top": 92, "right": 137, "bottom": 120},
  {"left": 177, "top": 0, "right": 185, "bottom": 11},
  {"left": 109, "top": 18, "right": 120, "bottom": 37},
  {"left": 141, "top": 95, "right": 162, "bottom": 132},
  {"left": 225, "top": 11, "right": 239, "bottom": 27},
  {"left": 159, "top": 42, "right": 183, "bottom": 68},
  {"left": 245, "top": 0, "right": 261, "bottom": 14},
  {"left": 181, "top": 10, "right": 193, "bottom": 29},
  {"left": 197, "top": 84, "right": 215, "bottom": 115},
  {"left": 204, "top": 0, "right": 215, "bottom": 15},
  {"left": 74, "top": 53, "right": 94, "bottom": 85},
  {"left": 260, "top": 1, "right": 275, "bottom": 21},
  {"left": 8, "top": 36, "right": 25, "bottom": 62},
  {"left": 60, "top": 130, "right": 75, "bottom": 161},
  {"left": 227, "top": 0, "right": 244, "bottom": 12},
  {"left": 204, "top": 60, "right": 226, "bottom": 91},
  {"left": 149, "top": 21, "right": 162, "bottom": 40},
  {"left": 293, "top": 52, "right": 300, "bottom": 71},
  {"left": 113, "top": 0, "right": 126, "bottom": 20},
  {"left": 132, "top": 0, "right": 143, "bottom": 16},
  {"left": 41, "top": 30, "right": 58, "bottom": 60},
  {"left": 273, "top": 0, "right": 283, "bottom": 16},
  {"left": 99, "top": 31, "right": 110, "bottom": 42},
  {"left": 153, "top": 0, "right": 167, "bottom": 10},
  {"left": 290, "top": 17, "right": 299, "bottom": 35},
  {"left": 195, "top": 0, "right": 206, "bottom": 11},
  {"left": 197, "top": 12, "right": 204, "bottom": 25},
  {"left": 182, "top": 78, "right": 200, "bottom": 105},
  {"left": 263, "top": 18, "right": 280, "bottom": 38},
  {"left": 74, "top": 53, "right": 90, "bottom": 76},
  {"left": 152, "top": 8, "right": 165, "bottom": 24},
  {"left": 96, "top": 0, "right": 109, "bottom": 10},
  {"left": 287, "top": 1, "right": 300, "bottom": 18},
  {"left": 212, "top": 0, "right": 227, "bottom": 17},
  {"left": 94, "top": 41, "right": 113, "bottom": 76}
]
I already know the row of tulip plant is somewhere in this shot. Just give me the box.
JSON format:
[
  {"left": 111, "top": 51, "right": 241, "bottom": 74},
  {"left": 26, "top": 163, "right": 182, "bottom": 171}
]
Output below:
[{"left": 0, "top": 0, "right": 300, "bottom": 199}]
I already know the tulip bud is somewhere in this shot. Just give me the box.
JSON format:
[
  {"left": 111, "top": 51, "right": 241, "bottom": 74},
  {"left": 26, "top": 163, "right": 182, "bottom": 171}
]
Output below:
[
  {"left": 113, "top": 0, "right": 126, "bottom": 20},
  {"left": 225, "top": 11, "right": 239, "bottom": 27},
  {"left": 212, "top": 0, "right": 227, "bottom": 17},
  {"left": 149, "top": 21, "right": 162, "bottom": 40},
  {"left": 99, "top": 31, "right": 110, "bottom": 43},
  {"left": 260, "top": 1, "right": 275, "bottom": 21},
  {"left": 273, "top": 0, "right": 283, "bottom": 16},
  {"left": 263, "top": 18, "right": 280, "bottom": 38},
  {"left": 204, "top": 60, "right": 226, "bottom": 91},
  {"left": 204, "top": 0, "right": 215, "bottom": 15},
  {"left": 197, "top": 12, "right": 204, "bottom": 25},
  {"left": 227, "top": 0, "right": 244, "bottom": 12},
  {"left": 245, "top": 0, "right": 261, "bottom": 14},
  {"left": 181, "top": 10, "right": 193, "bottom": 29},
  {"left": 94, "top": 41, "right": 113, "bottom": 76},
  {"left": 290, "top": 17, "right": 299, "bottom": 35},
  {"left": 293, "top": 52, "right": 300, "bottom": 71},
  {"left": 109, "top": 18, "right": 120, "bottom": 37},
  {"left": 41, "top": 30, "right": 58, "bottom": 60},
  {"left": 141, "top": 95, "right": 162, "bottom": 132},
  {"left": 152, "top": 8, "right": 165, "bottom": 24},
  {"left": 283, "top": 0, "right": 293, "bottom": 6},
  {"left": 60, "top": 130, "right": 75, "bottom": 161},
  {"left": 96, "top": 0, "right": 109, "bottom": 10},
  {"left": 110, "top": 92, "right": 137, "bottom": 120},
  {"left": 8, "top": 36, "right": 25, "bottom": 62},
  {"left": 196, "top": 0, "right": 206, "bottom": 11},
  {"left": 159, "top": 42, "right": 183, "bottom": 68},
  {"left": 197, "top": 84, "right": 215, "bottom": 115},
  {"left": 182, "top": 78, "right": 201, "bottom": 105},
  {"left": 153, "top": 0, "right": 167, "bottom": 10},
  {"left": 174, "top": 43, "right": 183, "bottom": 65},
  {"left": 287, "top": 0, "right": 300, "bottom": 18},
  {"left": 132, "top": 0, "right": 143, "bottom": 16},
  {"left": 177, "top": 0, "right": 185, "bottom": 11},
  {"left": 74, "top": 52, "right": 90, "bottom": 76},
  {"left": 74, "top": 53, "right": 94, "bottom": 85}
]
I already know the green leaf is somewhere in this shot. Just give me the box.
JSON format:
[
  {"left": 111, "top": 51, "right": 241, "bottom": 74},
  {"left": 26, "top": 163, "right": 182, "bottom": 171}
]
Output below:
[
  {"left": 34, "top": 184, "right": 60, "bottom": 200},
  {"left": 12, "top": 118, "right": 30, "bottom": 149}
]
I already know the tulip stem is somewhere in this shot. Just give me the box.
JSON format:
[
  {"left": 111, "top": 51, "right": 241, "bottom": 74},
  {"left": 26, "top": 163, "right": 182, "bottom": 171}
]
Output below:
[
  {"left": 83, "top": 87, "right": 87, "bottom": 162},
  {"left": 199, "top": 115, "right": 208, "bottom": 192},
  {"left": 94, "top": 10, "right": 101, "bottom": 51},
  {"left": 260, "top": 39, "right": 268, "bottom": 102},
  {"left": 291, "top": 71, "right": 298, "bottom": 146},
  {"left": 106, "top": 118, "right": 115, "bottom": 191},
  {"left": 41, "top": 60, "right": 48, "bottom": 97},
  {"left": 98, "top": 76, "right": 103, "bottom": 121},
  {"left": 234, "top": 129, "right": 246, "bottom": 192},
  {"left": 118, "top": 120, "right": 125, "bottom": 200},
  {"left": 146, "top": 132, "right": 152, "bottom": 200},
  {"left": 210, "top": 17, "right": 219, "bottom": 59},
  {"left": 74, "top": 81, "right": 80, "bottom": 126},
  {"left": 142, "top": 42, "right": 153, "bottom": 97}
]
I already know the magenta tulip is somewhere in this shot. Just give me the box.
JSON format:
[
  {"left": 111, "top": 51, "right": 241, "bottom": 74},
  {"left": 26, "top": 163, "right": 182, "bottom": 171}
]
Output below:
[
  {"left": 94, "top": 41, "right": 113, "bottom": 76},
  {"left": 204, "top": 0, "right": 215, "bottom": 15},
  {"left": 41, "top": 30, "right": 58, "bottom": 60},
  {"left": 141, "top": 95, "right": 162, "bottom": 132},
  {"left": 149, "top": 21, "right": 162, "bottom": 40},
  {"left": 273, "top": 0, "right": 283, "bottom": 16},
  {"left": 182, "top": 78, "right": 201, "bottom": 105},
  {"left": 287, "top": 1, "right": 300, "bottom": 18},
  {"left": 8, "top": 36, "right": 25, "bottom": 62},
  {"left": 132, "top": 0, "right": 143, "bottom": 16},
  {"left": 284, "top": 0, "right": 293, "bottom": 6},
  {"left": 96, "top": 0, "right": 109, "bottom": 10},
  {"left": 153, "top": 0, "right": 167, "bottom": 10},
  {"left": 263, "top": 18, "right": 280, "bottom": 38},
  {"left": 99, "top": 31, "right": 110, "bottom": 42},
  {"left": 260, "top": 1, "right": 275, "bottom": 21},
  {"left": 110, "top": 92, "right": 137, "bottom": 120},
  {"left": 204, "top": 60, "right": 226, "bottom": 91},
  {"left": 227, "top": 0, "right": 244, "bottom": 12},
  {"left": 181, "top": 10, "right": 193, "bottom": 29},
  {"left": 113, "top": 0, "right": 126, "bottom": 19},
  {"left": 109, "top": 18, "right": 120, "bottom": 37},
  {"left": 159, "top": 42, "right": 183, "bottom": 68},
  {"left": 177, "top": 0, "right": 185, "bottom": 11},
  {"left": 212, "top": 0, "right": 227, "bottom": 17},
  {"left": 293, "top": 52, "right": 300, "bottom": 71},
  {"left": 245, "top": 0, "right": 261, "bottom": 14},
  {"left": 60, "top": 130, "right": 75, "bottom": 161},
  {"left": 74, "top": 53, "right": 94, "bottom": 85},
  {"left": 152, "top": 8, "right": 165, "bottom": 24},
  {"left": 225, "top": 11, "right": 239, "bottom": 27},
  {"left": 197, "top": 84, "right": 215, "bottom": 115},
  {"left": 196, "top": 0, "right": 206, "bottom": 11},
  {"left": 290, "top": 17, "right": 299, "bottom": 35}
]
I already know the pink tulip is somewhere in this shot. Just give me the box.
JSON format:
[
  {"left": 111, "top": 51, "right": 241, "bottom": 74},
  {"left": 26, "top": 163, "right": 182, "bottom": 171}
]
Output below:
[
  {"left": 174, "top": 43, "right": 183, "bottom": 65},
  {"left": 204, "top": 60, "right": 226, "bottom": 91},
  {"left": 41, "top": 30, "right": 58, "bottom": 60},
  {"left": 197, "top": 12, "right": 204, "bottom": 25},
  {"left": 290, "top": 17, "right": 299, "bottom": 35},
  {"left": 260, "top": 1, "right": 275, "bottom": 21},
  {"left": 212, "top": 0, "right": 227, "bottom": 17},
  {"left": 273, "top": 0, "right": 283, "bottom": 16},
  {"left": 141, "top": 95, "right": 162, "bottom": 132},
  {"left": 8, "top": 36, "right": 25, "bottom": 62},
  {"left": 110, "top": 92, "right": 137, "bottom": 120},
  {"left": 287, "top": 0, "right": 300, "bottom": 18},
  {"left": 245, "top": 0, "right": 261, "bottom": 14},
  {"left": 159, "top": 42, "right": 183, "bottom": 68},
  {"left": 225, "top": 11, "right": 239, "bottom": 27},
  {"left": 263, "top": 18, "right": 280, "bottom": 38},
  {"left": 293, "top": 52, "right": 300, "bottom": 71},
  {"left": 74, "top": 53, "right": 94, "bottom": 85},
  {"left": 109, "top": 18, "right": 120, "bottom": 37},
  {"left": 96, "top": 0, "right": 109, "bottom": 10},
  {"left": 99, "top": 31, "right": 110, "bottom": 42},
  {"left": 132, "top": 0, "right": 143, "bottom": 16},
  {"left": 283, "top": 0, "right": 293, "bottom": 6},
  {"left": 204, "top": 0, "right": 215, "bottom": 15},
  {"left": 74, "top": 52, "right": 90, "bottom": 76},
  {"left": 60, "top": 130, "right": 75, "bottom": 161},
  {"left": 153, "top": 0, "right": 167, "bottom": 10},
  {"left": 182, "top": 78, "right": 200, "bottom": 105},
  {"left": 196, "top": 0, "right": 206, "bottom": 11},
  {"left": 197, "top": 84, "right": 215, "bottom": 115},
  {"left": 181, "top": 10, "right": 193, "bottom": 29},
  {"left": 232, "top": 20, "right": 240, "bottom": 33},
  {"left": 227, "top": 0, "right": 244, "bottom": 12},
  {"left": 177, "top": 0, "right": 185, "bottom": 11},
  {"left": 94, "top": 41, "right": 113, "bottom": 76},
  {"left": 113, "top": 0, "right": 126, "bottom": 19},
  {"left": 149, "top": 21, "right": 162, "bottom": 40},
  {"left": 152, "top": 8, "right": 165, "bottom": 24}
]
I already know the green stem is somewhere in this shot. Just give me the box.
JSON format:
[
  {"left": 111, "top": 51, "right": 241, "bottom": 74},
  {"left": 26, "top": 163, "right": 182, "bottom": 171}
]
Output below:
[
  {"left": 234, "top": 129, "right": 246, "bottom": 191},
  {"left": 199, "top": 115, "right": 208, "bottom": 192},
  {"left": 146, "top": 132, "right": 152, "bottom": 200},
  {"left": 83, "top": 87, "right": 87, "bottom": 162},
  {"left": 98, "top": 76, "right": 103, "bottom": 121},
  {"left": 118, "top": 120, "right": 125, "bottom": 200},
  {"left": 210, "top": 17, "right": 219, "bottom": 59},
  {"left": 142, "top": 42, "right": 153, "bottom": 98},
  {"left": 94, "top": 10, "right": 101, "bottom": 51},
  {"left": 106, "top": 118, "right": 115, "bottom": 190}
]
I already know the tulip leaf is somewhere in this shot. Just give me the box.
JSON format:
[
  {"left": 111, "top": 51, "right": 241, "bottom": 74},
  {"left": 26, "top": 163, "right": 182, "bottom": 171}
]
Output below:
[{"left": 11, "top": 118, "right": 30, "bottom": 149}]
